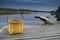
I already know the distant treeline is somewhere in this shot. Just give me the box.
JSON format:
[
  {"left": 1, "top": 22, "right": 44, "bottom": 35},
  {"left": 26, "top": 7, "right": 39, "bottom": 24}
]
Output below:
[
  {"left": 0, "top": 8, "right": 38, "bottom": 12},
  {"left": 0, "top": 8, "right": 51, "bottom": 14}
]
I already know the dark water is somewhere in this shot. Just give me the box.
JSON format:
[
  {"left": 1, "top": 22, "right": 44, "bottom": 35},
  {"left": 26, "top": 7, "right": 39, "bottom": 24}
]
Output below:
[{"left": 0, "top": 12, "right": 56, "bottom": 26}]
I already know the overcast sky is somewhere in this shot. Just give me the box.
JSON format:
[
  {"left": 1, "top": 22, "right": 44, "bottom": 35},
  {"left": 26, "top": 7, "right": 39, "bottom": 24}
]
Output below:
[{"left": 0, "top": 0, "right": 60, "bottom": 11}]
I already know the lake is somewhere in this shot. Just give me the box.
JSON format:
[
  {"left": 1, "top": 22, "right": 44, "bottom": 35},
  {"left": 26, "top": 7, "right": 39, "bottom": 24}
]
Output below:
[
  {"left": 0, "top": 12, "right": 56, "bottom": 26},
  {"left": 0, "top": 0, "right": 58, "bottom": 26},
  {"left": 0, "top": 0, "right": 60, "bottom": 40}
]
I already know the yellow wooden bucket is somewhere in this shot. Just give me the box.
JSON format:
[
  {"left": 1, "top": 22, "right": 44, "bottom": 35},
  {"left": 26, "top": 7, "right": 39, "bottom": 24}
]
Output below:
[{"left": 8, "top": 19, "right": 23, "bottom": 35}]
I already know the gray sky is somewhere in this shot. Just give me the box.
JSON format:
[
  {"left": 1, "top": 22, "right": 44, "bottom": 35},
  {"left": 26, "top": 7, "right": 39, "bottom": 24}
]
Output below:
[{"left": 0, "top": 0, "right": 59, "bottom": 11}]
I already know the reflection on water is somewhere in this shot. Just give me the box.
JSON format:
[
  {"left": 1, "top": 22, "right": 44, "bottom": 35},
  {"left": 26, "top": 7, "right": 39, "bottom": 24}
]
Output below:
[{"left": 0, "top": 12, "right": 56, "bottom": 26}]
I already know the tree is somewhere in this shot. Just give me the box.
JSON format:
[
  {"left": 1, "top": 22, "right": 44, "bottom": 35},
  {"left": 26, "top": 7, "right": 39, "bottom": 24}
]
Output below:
[{"left": 51, "top": 6, "right": 60, "bottom": 21}]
